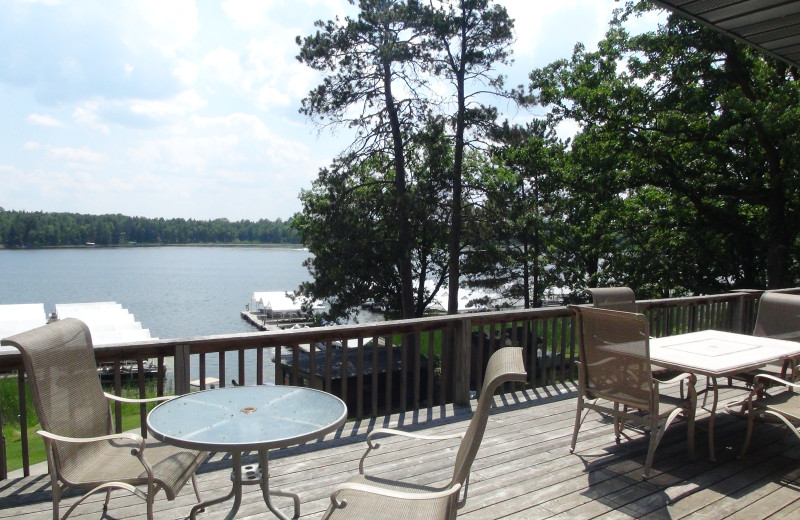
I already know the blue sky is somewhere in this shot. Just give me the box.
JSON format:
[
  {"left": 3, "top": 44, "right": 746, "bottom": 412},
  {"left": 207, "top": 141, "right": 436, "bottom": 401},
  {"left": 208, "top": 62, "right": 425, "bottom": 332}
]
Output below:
[{"left": 0, "top": 0, "right": 664, "bottom": 221}]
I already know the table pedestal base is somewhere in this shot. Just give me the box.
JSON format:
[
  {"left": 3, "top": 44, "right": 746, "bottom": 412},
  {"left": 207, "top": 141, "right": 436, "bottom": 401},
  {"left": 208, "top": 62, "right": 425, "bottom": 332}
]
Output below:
[{"left": 190, "top": 450, "right": 300, "bottom": 520}]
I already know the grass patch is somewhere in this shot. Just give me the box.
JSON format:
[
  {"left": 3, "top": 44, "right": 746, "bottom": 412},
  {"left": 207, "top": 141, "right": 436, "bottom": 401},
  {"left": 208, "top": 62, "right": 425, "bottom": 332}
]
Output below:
[{"left": 1, "top": 377, "right": 168, "bottom": 473}]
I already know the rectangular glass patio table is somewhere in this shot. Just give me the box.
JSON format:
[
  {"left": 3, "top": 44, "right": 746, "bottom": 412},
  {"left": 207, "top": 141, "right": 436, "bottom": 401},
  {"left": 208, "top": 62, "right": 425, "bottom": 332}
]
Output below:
[
  {"left": 649, "top": 330, "right": 800, "bottom": 460},
  {"left": 147, "top": 385, "right": 347, "bottom": 520}
]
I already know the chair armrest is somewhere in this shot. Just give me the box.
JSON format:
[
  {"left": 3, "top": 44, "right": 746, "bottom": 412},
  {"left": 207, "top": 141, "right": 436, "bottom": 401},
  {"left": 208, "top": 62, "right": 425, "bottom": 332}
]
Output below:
[
  {"left": 105, "top": 392, "right": 176, "bottom": 404},
  {"left": 366, "top": 427, "right": 464, "bottom": 445},
  {"left": 329, "top": 481, "right": 461, "bottom": 509},
  {"left": 359, "top": 428, "right": 464, "bottom": 474},
  {"left": 36, "top": 429, "right": 146, "bottom": 450},
  {"left": 655, "top": 372, "right": 694, "bottom": 386},
  {"left": 753, "top": 373, "right": 800, "bottom": 390}
]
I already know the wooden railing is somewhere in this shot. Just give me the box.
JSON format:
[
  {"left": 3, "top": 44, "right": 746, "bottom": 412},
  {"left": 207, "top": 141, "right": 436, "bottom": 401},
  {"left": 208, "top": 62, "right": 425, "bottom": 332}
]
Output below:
[{"left": 2, "top": 289, "right": 796, "bottom": 479}]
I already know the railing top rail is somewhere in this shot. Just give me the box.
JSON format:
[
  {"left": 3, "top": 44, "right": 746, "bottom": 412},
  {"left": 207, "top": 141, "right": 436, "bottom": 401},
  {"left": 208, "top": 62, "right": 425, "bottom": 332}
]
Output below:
[{"left": 0, "top": 290, "right": 782, "bottom": 372}]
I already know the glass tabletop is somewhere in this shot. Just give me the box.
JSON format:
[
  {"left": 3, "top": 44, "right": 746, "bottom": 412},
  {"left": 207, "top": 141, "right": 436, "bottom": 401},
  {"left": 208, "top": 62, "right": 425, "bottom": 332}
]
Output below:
[{"left": 147, "top": 385, "right": 347, "bottom": 451}]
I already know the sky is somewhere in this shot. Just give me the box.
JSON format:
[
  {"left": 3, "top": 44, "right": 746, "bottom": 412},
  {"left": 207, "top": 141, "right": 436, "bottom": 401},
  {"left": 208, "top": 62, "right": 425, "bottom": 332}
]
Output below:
[{"left": 0, "top": 0, "right": 666, "bottom": 222}]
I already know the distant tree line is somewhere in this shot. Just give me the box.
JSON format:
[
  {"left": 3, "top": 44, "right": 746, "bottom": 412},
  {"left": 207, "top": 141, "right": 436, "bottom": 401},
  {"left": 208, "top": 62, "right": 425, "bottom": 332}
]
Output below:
[{"left": 0, "top": 208, "right": 299, "bottom": 247}]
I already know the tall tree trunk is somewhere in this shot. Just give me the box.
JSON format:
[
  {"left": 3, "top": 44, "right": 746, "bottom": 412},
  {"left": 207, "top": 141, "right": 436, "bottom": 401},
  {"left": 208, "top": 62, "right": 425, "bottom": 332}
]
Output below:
[{"left": 382, "top": 56, "right": 415, "bottom": 318}]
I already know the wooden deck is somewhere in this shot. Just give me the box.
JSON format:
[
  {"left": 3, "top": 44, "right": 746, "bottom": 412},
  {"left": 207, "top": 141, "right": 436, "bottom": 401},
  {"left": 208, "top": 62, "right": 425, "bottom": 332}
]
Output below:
[{"left": 2, "top": 381, "right": 800, "bottom": 520}]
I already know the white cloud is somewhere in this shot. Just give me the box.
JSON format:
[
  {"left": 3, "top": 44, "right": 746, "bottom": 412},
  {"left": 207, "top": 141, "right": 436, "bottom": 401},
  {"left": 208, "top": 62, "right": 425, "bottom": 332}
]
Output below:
[
  {"left": 48, "top": 146, "right": 106, "bottom": 164},
  {"left": 73, "top": 104, "right": 110, "bottom": 134},
  {"left": 128, "top": 90, "right": 208, "bottom": 121},
  {"left": 27, "top": 114, "right": 64, "bottom": 127},
  {"left": 202, "top": 48, "right": 244, "bottom": 85},
  {"left": 0, "top": 0, "right": 656, "bottom": 221},
  {"left": 137, "top": 0, "right": 200, "bottom": 54}
]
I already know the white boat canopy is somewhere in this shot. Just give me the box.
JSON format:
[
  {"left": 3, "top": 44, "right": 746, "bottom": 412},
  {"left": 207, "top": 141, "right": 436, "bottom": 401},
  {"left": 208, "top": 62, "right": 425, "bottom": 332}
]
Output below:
[
  {"left": 54, "top": 302, "right": 155, "bottom": 346},
  {"left": 0, "top": 303, "right": 47, "bottom": 352}
]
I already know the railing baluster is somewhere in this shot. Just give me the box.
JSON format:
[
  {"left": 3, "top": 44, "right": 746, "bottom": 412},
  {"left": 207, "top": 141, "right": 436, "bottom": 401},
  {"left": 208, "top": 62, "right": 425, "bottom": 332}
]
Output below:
[
  {"left": 199, "top": 353, "right": 207, "bottom": 390},
  {"left": 324, "top": 341, "right": 332, "bottom": 392},
  {"left": 356, "top": 337, "right": 364, "bottom": 419},
  {"left": 238, "top": 349, "right": 245, "bottom": 386},
  {"left": 0, "top": 387, "right": 6, "bottom": 480},
  {"left": 257, "top": 347, "right": 264, "bottom": 385},
  {"left": 310, "top": 342, "right": 318, "bottom": 389},
  {"left": 218, "top": 351, "right": 226, "bottom": 388},
  {"left": 400, "top": 334, "right": 408, "bottom": 412},
  {"left": 371, "top": 335, "right": 380, "bottom": 416},
  {"left": 114, "top": 361, "right": 123, "bottom": 432},
  {"left": 17, "top": 370, "right": 29, "bottom": 477},
  {"left": 385, "top": 336, "right": 393, "bottom": 413},
  {"left": 529, "top": 318, "right": 538, "bottom": 387},
  {"left": 341, "top": 339, "right": 348, "bottom": 409},
  {"left": 426, "top": 330, "right": 435, "bottom": 408},
  {"left": 137, "top": 359, "right": 147, "bottom": 437}
]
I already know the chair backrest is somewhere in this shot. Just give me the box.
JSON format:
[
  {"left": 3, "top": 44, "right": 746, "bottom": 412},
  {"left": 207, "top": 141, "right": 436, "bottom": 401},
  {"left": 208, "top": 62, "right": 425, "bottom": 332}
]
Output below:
[
  {"left": 571, "top": 305, "right": 653, "bottom": 410},
  {"left": 753, "top": 292, "right": 800, "bottom": 341},
  {"left": 451, "top": 347, "right": 527, "bottom": 487},
  {"left": 588, "top": 287, "right": 637, "bottom": 313},
  {"left": 2, "top": 318, "right": 110, "bottom": 475}
]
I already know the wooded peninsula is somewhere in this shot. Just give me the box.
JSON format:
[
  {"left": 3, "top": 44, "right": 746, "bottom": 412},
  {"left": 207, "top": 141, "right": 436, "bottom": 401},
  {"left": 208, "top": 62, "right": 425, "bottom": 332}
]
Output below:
[{"left": 0, "top": 208, "right": 299, "bottom": 247}]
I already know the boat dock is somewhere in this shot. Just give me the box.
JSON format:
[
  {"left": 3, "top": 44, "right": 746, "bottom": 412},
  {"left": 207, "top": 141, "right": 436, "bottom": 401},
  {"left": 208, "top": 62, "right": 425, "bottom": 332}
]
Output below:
[{"left": 240, "top": 309, "right": 311, "bottom": 331}]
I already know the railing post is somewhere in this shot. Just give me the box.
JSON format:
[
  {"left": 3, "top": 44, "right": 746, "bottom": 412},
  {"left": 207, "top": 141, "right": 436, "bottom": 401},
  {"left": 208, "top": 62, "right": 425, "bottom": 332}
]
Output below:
[
  {"left": 174, "top": 344, "right": 191, "bottom": 395},
  {"left": 729, "top": 292, "right": 750, "bottom": 334},
  {"left": 454, "top": 317, "right": 472, "bottom": 406}
]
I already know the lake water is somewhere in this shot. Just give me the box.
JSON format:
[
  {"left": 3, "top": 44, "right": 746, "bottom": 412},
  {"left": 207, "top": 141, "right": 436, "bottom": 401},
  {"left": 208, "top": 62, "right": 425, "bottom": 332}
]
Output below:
[{"left": 0, "top": 246, "right": 320, "bottom": 383}]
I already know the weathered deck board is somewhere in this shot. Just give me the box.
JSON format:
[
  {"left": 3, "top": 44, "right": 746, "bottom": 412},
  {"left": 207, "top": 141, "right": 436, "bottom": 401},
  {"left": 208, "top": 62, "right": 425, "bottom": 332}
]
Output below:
[{"left": 2, "top": 381, "right": 800, "bottom": 520}]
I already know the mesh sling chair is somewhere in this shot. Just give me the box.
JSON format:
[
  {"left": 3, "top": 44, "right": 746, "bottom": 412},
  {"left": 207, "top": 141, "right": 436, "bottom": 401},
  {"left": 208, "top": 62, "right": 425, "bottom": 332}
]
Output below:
[
  {"left": 2, "top": 318, "right": 207, "bottom": 520},
  {"left": 588, "top": 287, "right": 682, "bottom": 383},
  {"left": 740, "top": 292, "right": 800, "bottom": 385},
  {"left": 737, "top": 293, "right": 800, "bottom": 457},
  {"left": 320, "top": 347, "right": 527, "bottom": 520},
  {"left": 569, "top": 306, "right": 697, "bottom": 478},
  {"left": 587, "top": 286, "right": 637, "bottom": 313}
]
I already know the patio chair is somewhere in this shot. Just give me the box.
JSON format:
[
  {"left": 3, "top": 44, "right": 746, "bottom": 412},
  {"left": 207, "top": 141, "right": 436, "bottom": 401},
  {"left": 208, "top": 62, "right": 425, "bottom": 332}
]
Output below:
[
  {"left": 320, "top": 347, "right": 527, "bottom": 520},
  {"left": 741, "top": 292, "right": 800, "bottom": 385},
  {"left": 589, "top": 287, "right": 679, "bottom": 380},
  {"left": 739, "top": 373, "right": 800, "bottom": 457},
  {"left": 588, "top": 286, "right": 637, "bottom": 312},
  {"left": 569, "top": 306, "right": 697, "bottom": 478},
  {"left": 1, "top": 318, "right": 207, "bottom": 520}
]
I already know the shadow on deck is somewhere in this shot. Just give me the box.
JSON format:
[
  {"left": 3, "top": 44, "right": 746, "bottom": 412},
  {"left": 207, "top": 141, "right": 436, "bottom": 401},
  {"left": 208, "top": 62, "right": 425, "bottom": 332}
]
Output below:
[{"left": 2, "top": 381, "right": 800, "bottom": 520}]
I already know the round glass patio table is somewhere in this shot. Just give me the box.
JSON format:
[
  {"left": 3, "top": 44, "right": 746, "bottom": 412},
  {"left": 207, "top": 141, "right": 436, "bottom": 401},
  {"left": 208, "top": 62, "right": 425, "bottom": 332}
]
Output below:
[{"left": 148, "top": 385, "right": 347, "bottom": 520}]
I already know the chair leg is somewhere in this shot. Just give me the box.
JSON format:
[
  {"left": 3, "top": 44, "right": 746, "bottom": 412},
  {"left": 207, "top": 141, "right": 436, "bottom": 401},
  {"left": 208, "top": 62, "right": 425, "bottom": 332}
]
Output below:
[
  {"left": 570, "top": 395, "right": 586, "bottom": 453},
  {"left": 686, "top": 408, "right": 695, "bottom": 461},
  {"left": 52, "top": 492, "right": 60, "bottom": 520},
  {"left": 147, "top": 495, "right": 155, "bottom": 520},
  {"left": 192, "top": 473, "right": 203, "bottom": 502},
  {"left": 103, "top": 489, "right": 112, "bottom": 511},
  {"left": 643, "top": 422, "right": 660, "bottom": 479},
  {"left": 739, "top": 402, "right": 759, "bottom": 458}
]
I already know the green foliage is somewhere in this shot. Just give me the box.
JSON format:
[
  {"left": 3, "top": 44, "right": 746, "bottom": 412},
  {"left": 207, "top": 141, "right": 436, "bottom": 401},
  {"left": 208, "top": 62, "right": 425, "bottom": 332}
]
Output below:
[
  {"left": 0, "top": 209, "right": 299, "bottom": 248},
  {"left": 464, "top": 120, "right": 567, "bottom": 308},
  {"left": 522, "top": 2, "right": 800, "bottom": 295},
  {"left": 0, "top": 377, "right": 37, "bottom": 426},
  {"left": 296, "top": 0, "right": 516, "bottom": 317},
  {"left": 292, "top": 120, "right": 452, "bottom": 320}
]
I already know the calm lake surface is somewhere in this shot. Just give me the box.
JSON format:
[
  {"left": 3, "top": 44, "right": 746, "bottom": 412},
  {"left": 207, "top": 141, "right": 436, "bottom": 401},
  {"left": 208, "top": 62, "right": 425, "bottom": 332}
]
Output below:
[{"left": 0, "top": 246, "right": 318, "bottom": 383}]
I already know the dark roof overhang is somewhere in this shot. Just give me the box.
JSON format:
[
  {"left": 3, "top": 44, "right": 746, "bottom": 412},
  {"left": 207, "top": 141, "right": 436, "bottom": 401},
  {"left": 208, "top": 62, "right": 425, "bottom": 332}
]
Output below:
[{"left": 650, "top": 0, "right": 800, "bottom": 69}]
